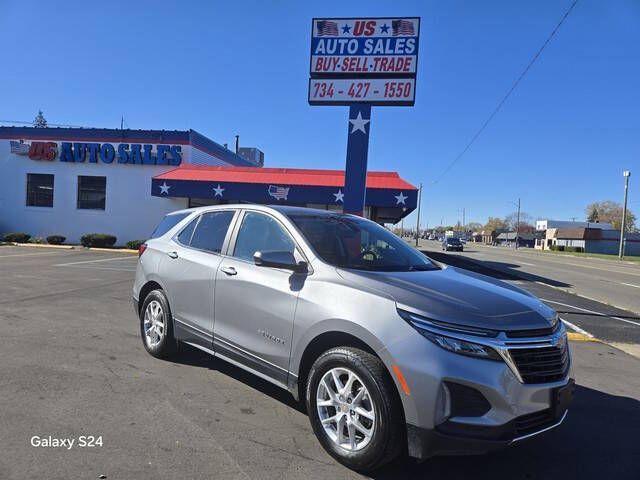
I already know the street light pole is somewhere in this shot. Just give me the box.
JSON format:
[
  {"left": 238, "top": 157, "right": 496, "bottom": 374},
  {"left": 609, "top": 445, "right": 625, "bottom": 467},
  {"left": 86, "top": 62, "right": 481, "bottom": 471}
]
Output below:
[
  {"left": 619, "top": 170, "right": 631, "bottom": 258},
  {"left": 415, "top": 183, "right": 422, "bottom": 247},
  {"left": 515, "top": 198, "right": 521, "bottom": 250}
]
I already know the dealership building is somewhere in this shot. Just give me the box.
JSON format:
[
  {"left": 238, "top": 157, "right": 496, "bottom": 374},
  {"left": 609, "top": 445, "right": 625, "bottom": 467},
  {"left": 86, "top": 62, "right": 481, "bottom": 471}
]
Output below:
[{"left": 0, "top": 126, "right": 417, "bottom": 245}]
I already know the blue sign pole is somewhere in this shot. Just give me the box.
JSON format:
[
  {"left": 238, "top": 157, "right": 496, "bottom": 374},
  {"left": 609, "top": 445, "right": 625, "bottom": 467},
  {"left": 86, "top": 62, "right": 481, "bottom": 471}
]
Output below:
[{"left": 343, "top": 103, "right": 371, "bottom": 216}]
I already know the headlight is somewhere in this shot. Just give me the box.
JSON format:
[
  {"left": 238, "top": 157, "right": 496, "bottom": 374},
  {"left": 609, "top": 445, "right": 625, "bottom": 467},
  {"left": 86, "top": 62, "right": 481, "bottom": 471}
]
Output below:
[{"left": 398, "top": 309, "right": 502, "bottom": 361}]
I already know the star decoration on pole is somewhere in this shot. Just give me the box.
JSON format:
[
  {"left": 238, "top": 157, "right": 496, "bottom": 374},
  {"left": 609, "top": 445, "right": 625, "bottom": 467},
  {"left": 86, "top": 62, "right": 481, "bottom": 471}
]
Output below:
[
  {"left": 213, "top": 184, "right": 225, "bottom": 197},
  {"left": 395, "top": 192, "right": 408, "bottom": 205},
  {"left": 159, "top": 182, "right": 171, "bottom": 194},
  {"left": 333, "top": 189, "right": 344, "bottom": 203},
  {"left": 349, "top": 112, "right": 370, "bottom": 134}
]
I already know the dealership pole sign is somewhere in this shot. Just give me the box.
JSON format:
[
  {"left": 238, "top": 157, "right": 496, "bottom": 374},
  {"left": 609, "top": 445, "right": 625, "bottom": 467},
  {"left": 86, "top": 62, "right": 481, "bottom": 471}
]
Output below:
[{"left": 309, "top": 17, "right": 420, "bottom": 215}]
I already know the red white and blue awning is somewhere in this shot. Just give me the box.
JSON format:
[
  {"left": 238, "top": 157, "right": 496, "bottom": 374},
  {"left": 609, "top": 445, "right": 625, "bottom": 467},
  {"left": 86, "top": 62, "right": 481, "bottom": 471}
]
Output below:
[{"left": 152, "top": 165, "right": 417, "bottom": 211}]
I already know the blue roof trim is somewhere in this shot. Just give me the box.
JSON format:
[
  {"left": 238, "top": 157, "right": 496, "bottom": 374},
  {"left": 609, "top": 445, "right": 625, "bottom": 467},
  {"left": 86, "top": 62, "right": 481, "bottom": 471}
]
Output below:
[
  {"left": 0, "top": 126, "right": 190, "bottom": 144},
  {"left": 188, "top": 129, "right": 256, "bottom": 167}
]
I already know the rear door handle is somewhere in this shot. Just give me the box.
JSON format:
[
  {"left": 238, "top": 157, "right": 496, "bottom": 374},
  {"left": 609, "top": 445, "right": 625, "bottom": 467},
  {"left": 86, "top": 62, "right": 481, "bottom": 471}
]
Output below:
[
  {"left": 167, "top": 251, "right": 179, "bottom": 259},
  {"left": 221, "top": 266, "right": 237, "bottom": 276}
]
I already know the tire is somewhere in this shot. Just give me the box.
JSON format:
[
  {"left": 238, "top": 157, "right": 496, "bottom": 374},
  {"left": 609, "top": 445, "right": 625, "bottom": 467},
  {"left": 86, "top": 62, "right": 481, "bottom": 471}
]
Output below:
[
  {"left": 139, "top": 289, "right": 176, "bottom": 359},
  {"left": 306, "top": 347, "right": 404, "bottom": 472}
]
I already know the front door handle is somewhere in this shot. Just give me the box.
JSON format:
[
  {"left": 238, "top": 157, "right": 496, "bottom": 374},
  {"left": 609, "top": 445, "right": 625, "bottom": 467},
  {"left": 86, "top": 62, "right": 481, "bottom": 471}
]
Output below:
[
  {"left": 167, "top": 251, "right": 179, "bottom": 259},
  {"left": 221, "top": 266, "right": 237, "bottom": 276}
]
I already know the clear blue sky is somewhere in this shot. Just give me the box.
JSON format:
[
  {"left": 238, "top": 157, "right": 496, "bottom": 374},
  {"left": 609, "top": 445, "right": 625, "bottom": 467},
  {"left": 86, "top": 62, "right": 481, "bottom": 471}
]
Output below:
[{"left": 1, "top": 0, "right": 638, "bottom": 228}]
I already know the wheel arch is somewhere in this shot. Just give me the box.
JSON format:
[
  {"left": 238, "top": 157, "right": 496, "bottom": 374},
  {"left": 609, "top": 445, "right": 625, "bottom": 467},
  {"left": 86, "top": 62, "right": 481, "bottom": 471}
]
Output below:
[{"left": 137, "top": 280, "right": 164, "bottom": 316}]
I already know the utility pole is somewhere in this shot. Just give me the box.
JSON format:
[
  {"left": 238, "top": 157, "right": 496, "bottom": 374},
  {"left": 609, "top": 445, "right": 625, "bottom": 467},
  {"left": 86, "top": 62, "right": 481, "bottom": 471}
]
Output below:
[
  {"left": 515, "top": 198, "right": 521, "bottom": 250},
  {"left": 462, "top": 207, "right": 466, "bottom": 236},
  {"left": 415, "top": 183, "right": 422, "bottom": 247},
  {"left": 400, "top": 218, "right": 404, "bottom": 238},
  {"left": 619, "top": 170, "right": 631, "bottom": 258}
]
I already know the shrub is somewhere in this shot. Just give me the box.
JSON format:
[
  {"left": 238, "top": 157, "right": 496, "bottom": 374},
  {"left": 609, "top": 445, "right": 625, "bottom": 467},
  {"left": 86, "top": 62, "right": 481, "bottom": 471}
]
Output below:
[
  {"left": 80, "top": 233, "right": 117, "bottom": 248},
  {"left": 46, "top": 235, "right": 66, "bottom": 245},
  {"left": 125, "top": 240, "right": 145, "bottom": 250},
  {"left": 29, "top": 236, "right": 46, "bottom": 244},
  {"left": 3, "top": 232, "right": 31, "bottom": 243},
  {"left": 565, "top": 246, "right": 584, "bottom": 253}
]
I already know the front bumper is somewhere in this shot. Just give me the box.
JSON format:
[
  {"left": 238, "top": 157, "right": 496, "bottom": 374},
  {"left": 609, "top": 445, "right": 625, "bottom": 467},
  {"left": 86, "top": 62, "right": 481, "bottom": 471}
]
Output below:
[
  {"left": 407, "top": 408, "right": 569, "bottom": 459},
  {"left": 407, "top": 378, "right": 573, "bottom": 459}
]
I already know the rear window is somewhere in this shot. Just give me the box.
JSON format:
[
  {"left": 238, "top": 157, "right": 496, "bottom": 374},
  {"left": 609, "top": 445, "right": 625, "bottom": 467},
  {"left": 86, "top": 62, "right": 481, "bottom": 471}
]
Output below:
[
  {"left": 150, "top": 212, "right": 190, "bottom": 239},
  {"left": 447, "top": 237, "right": 461, "bottom": 244}
]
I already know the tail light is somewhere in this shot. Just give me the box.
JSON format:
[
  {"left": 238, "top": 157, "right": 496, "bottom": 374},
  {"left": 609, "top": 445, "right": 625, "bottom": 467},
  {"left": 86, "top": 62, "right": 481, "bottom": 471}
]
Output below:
[{"left": 138, "top": 243, "right": 147, "bottom": 257}]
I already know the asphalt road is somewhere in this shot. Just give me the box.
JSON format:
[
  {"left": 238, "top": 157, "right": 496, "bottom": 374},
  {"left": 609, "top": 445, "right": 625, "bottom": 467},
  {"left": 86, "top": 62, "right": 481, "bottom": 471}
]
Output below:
[
  {"left": 1, "top": 245, "right": 639, "bottom": 480},
  {"left": 417, "top": 240, "right": 640, "bottom": 352},
  {"left": 418, "top": 240, "right": 640, "bottom": 314}
]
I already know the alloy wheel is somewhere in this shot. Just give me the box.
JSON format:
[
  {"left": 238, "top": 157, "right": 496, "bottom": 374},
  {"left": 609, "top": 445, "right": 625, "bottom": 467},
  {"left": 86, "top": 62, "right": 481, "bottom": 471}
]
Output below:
[
  {"left": 143, "top": 300, "right": 165, "bottom": 348},
  {"left": 316, "top": 367, "right": 376, "bottom": 451}
]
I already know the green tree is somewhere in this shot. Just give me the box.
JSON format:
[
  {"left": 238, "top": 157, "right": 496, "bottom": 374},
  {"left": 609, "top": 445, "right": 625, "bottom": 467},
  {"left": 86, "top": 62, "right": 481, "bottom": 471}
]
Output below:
[
  {"left": 585, "top": 201, "right": 636, "bottom": 231},
  {"left": 33, "top": 110, "right": 48, "bottom": 128},
  {"left": 587, "top": 205, "right": 599, "bottom": 222},
  {"left": 484, "top": 217, "right": 506, "bottom": 232}
]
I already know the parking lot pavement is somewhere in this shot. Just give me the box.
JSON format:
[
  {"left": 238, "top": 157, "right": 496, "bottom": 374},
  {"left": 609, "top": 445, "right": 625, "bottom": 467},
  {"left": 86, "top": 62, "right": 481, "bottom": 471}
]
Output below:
[{"left": 1, "top": 245, "right": 639, "bottom": 479}]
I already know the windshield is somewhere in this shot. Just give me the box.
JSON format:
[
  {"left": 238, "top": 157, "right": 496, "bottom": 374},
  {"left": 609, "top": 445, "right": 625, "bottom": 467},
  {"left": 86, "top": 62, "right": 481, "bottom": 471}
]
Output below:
[
  {"left": 289, "top": 214, "right": 439, "bottom": 272},
  {"left": 446, "top": 237, "right": 461, "bottom": 244}
]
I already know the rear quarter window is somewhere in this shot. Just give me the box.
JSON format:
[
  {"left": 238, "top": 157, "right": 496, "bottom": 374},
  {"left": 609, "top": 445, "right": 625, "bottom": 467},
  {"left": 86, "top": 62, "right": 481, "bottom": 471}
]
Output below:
[{"left": 150, "top": 212, "right": 190, "bottom": 239}]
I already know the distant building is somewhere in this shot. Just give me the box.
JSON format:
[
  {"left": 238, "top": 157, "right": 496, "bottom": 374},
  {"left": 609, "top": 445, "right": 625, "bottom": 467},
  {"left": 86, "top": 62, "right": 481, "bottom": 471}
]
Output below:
[
  {"left": 542, "top": 228, "right": 640, "bottom": 256},
  {"left": 535, "top": 219, "right": 612, "bottom": 232},
  {"left": 495, "top": 232, "right": 536, "bottom": 248}
]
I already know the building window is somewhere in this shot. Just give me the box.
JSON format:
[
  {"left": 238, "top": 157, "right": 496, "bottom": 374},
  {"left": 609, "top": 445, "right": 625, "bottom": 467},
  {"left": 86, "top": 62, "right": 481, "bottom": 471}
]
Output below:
[
  {"left": 77, "top": 176, "right": 106, "bottom": 210},
  {"left": 26, "top": 173, "right": 54, "bottom": 207}
]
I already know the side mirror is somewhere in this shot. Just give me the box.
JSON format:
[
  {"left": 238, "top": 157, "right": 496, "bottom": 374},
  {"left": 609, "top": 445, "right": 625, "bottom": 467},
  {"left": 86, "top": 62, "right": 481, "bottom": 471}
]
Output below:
[{"left": 253, "top": 251, "right": 307, "bottom": 273}]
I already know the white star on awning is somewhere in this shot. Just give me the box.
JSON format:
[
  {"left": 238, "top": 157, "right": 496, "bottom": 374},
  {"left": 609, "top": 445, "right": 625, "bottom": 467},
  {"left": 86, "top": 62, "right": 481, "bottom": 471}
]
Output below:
[
  {"left": 333, "top": 189, "right": 344, "bottom": 203},
  {"left": 213, "top": 184, "right": 225, "bottom": 197},
  {"left": 159, "top": 182, "right": 171, "bottom": 194},
  {"left": 395, "top": 192, "right": 408, "bottom": 205}
]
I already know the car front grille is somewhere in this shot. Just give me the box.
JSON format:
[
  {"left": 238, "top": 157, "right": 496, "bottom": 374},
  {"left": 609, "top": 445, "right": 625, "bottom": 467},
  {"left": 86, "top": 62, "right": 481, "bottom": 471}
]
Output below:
[
  {"left": 508, "top": 342, "right": 569, "bottom": 384},
  {"left": 506, "top": 322, "right": 560, "bottom": 338}
]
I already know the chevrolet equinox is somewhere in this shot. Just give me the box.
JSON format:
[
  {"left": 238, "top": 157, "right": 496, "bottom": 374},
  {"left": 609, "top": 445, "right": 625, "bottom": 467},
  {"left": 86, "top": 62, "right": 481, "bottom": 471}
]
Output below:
[{"left": 133, "top": 205, "right": 573, "bottom": 471}]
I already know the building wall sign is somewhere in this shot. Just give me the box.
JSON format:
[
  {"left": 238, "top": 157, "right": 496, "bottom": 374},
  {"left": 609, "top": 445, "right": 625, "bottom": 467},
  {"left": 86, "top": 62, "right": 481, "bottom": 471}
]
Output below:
[{"left": 17, "top": 140, "right": 182, "bottom": 165}]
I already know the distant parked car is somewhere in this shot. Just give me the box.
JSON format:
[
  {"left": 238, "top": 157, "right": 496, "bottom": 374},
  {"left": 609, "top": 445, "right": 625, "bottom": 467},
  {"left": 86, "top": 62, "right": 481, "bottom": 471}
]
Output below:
[{"left": 442, "top": 237, "right": 464, "bottom": 251}]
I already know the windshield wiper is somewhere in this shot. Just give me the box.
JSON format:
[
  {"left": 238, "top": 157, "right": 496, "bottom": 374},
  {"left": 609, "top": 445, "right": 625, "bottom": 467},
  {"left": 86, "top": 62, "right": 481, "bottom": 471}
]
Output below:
[{"left": 408, "top": 265, "right": 436, "bottom": 271}]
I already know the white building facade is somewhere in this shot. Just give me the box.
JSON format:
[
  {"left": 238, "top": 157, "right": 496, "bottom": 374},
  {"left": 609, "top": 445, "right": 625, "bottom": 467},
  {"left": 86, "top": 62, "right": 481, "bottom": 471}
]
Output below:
[{"left": 0, "top": 127, "right": 258, "bottom": 245}]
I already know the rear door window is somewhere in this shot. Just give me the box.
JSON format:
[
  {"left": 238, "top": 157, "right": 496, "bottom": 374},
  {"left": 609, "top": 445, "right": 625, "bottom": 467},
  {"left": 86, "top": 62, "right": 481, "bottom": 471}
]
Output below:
[
  {"left": 189, "top": 211, "right": 235, "bottom": 253},
  {"left": 150, "top": 212, "right": 189, "bottom": 238}
]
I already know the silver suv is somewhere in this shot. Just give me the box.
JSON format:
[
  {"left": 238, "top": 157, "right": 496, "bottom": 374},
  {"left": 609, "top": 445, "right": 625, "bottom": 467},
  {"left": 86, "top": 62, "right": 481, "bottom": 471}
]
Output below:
[{"left": 133, "top": 205, "right": 573, "bottom": 471}]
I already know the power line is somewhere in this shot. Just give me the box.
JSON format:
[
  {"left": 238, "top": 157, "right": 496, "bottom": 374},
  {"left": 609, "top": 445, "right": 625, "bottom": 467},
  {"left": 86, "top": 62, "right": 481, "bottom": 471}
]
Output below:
[
  {"left": 432, "top": 0, "right": 579, "bottom": 185},
  {"left": 0, "top": 119, "right": 84, "bottom": 128}
]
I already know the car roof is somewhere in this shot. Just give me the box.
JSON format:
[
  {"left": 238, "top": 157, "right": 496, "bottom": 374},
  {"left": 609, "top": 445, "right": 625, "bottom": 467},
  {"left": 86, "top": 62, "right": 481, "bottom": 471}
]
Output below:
[{"left": 166, "top": 204, "right": 353, "bottom": 219}]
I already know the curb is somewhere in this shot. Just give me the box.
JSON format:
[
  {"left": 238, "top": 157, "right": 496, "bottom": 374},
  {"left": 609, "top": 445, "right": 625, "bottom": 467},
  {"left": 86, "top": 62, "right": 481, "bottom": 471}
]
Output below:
[
  {"left": 11, "top": 242, "right": 74, "bottom": 250},
  {"left": 6, "top": 243, "right": 138, "bottom": 254}
]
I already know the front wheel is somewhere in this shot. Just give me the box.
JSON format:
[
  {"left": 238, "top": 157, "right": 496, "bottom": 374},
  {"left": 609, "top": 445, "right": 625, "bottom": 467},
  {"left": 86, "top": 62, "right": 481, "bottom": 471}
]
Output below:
[{"left": 306, "top": 347, "right": 404, "bottom": 471}]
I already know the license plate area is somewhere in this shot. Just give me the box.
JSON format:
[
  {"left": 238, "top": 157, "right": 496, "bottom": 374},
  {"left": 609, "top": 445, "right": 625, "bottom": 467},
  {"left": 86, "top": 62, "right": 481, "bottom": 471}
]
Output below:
[{"left": 552, "top": 378, "right": 574, "bottom": 419}]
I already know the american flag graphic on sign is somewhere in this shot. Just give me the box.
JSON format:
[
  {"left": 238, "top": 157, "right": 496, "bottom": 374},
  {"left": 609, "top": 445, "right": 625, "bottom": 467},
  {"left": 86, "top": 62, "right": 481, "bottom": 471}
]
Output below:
[
  {"left": 316, "top": 20, "right": 339, "bottom": 36},
  {"left": 392, "top": 19, "right": 415, "bottom": 36},
  {"left": 9, "top": 140, "right": 30, "bottom": 155},
  {"left": 268, "top": 185, "right": 290, "bottom": 201}
]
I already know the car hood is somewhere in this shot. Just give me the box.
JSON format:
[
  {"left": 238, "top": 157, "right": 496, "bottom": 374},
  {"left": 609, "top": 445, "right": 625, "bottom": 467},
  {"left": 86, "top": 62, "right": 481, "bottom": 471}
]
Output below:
[{"left": 336, "top": 266, "right": 555, "bottom": 331}]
